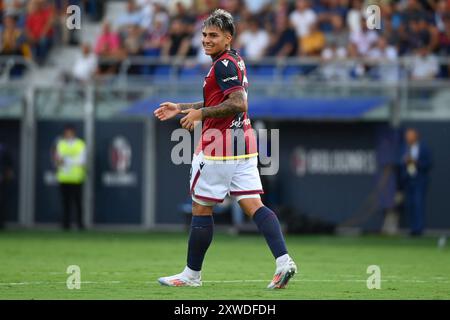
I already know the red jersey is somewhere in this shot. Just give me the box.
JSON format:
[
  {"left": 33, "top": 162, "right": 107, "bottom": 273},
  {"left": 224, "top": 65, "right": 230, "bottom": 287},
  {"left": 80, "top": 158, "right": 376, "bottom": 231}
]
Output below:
[
  {"left": 26, "top": 5, "right": 55, "bottom": 40},
  {"left": 196, "top": 49, "right": 258, "bottom": 160}
]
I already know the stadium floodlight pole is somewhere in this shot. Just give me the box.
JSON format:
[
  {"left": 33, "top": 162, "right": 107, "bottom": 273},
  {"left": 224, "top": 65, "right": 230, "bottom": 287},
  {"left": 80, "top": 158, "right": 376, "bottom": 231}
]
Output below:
[
  {"left": 19, "top": 85, "right": 36, "bottom": 228},
  {"left": 142, "top": 115, "right": 156, "bottom": 229},
  {"left": 83, "top": 84, "right": 95, "bottom": 229}
]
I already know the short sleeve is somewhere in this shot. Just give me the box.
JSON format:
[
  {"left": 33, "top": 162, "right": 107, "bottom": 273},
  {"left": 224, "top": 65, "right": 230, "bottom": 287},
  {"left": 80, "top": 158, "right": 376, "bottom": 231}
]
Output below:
[{"left": 214, "top": 59, "right": 243, "bottom": 96}]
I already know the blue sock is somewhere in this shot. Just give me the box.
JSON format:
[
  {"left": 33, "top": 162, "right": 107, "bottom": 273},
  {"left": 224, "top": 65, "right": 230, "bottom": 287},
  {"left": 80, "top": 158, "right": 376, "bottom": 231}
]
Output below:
[
  {"left": 187, "top": 215, "right": 214, "bottom": 272},
  {"left": 253, "top": 206, "right": 288, "bottom": 259}
]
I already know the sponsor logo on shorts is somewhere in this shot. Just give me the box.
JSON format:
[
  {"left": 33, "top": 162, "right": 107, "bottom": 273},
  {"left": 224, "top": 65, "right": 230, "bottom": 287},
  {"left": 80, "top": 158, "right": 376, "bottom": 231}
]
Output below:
[{"left": 230, "top": 118, "right": 251, "bottom": 128}]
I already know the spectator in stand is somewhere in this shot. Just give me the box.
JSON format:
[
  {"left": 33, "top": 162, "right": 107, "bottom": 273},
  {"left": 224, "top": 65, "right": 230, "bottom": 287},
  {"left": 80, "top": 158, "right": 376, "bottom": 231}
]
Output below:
[
  {"left": 244, "top": 0, "right": 271, "bottom": 15},
  {"left": 167, "top": 0, "right": 193, "bottom": 15},
  {"left": 116, "top": 0, "right": 144, "bottom": 32},
  {"left": 368, "top": 36, "right": 400, "bottom": 83},
  {"left": 347, "top": 42, "right": 366, "bottom": 79},
  {"left": 140, "top": 2, "right": 169, "bottom": 39},
  {"left": 236, "top": 17, "right": 270, "bottom": 60},
  {"left": 434, "top": 0, "right": 450, "bottom": 32},
  {"left": 410, "top": 45, "right": 439, "bottom": 80},
  {"left": 350, "top": 17, "right": 378, "bottom": 56},
  {"left": 407, "top": 18, "right": 428, "bottom": 53},
  {"left": 173, "top": 1, "right": 196, "bottom": 27},
  {"left": 2, "top": 0, "right": 27, "bottom": 27},
  {"left": 380, "top": 14, "right": 401, "bottom": 48},
  {"left": 0, "top": 14, "right": 30, "bottom": 57},
  {"left": 194, "top": 0, "right": 218, "bottom": 14},
  {"left": 94, "top": 21, "right": 124, "bottom": 74},
  {"left": 153, "top": 2, "right": 170, "bottom": 31},
  {"left": 70, "top": 43, "right": 98, "bottom": 83},
  {"left": 0, "top": 13, "right": 31, "bottom": 77},
  {"left": 390, "top": 1, "right": 404, "bottom": 30},
  {"left": 161, "top": 18, "right": 193, "bottom": 59},
  {"left": 290, "top": 0, "right": 317, "bottom": 40},
  {"left": 173, "top": 1, "right": 198, "bottom": 58},
  {"left": 123, "top": 24, "right": 144, "bottom": 56},
  {"left": 320, "top": 39, "right": 349, "bottom": 80},
  {"left": 406, "top": 17, "right": 439, "bottom": 54},
  {"left": 265, "top": 17, "right": 297, "bottom": 57},
  {"left": 300, "top": 22, "right": 326, "bottom": 56},
  {"left": 191, "top": 8, "right": 213, "bottom": 66},
  {"left": 314, "top": 0, "right": 347, "bottom": 34},
  {"left": 142, "top": 13, "right": 168, "bottom": 57},
  {"left": 25, "top": 0, "right": 55, "bottom": 65},
  {"left": 2, "top": 0, "right": 443, "bottom": 80},
  {"left": 396, "top": 18, "right": 412, "bottom": 55},
  {"left": 347, "top": 0, "right": 363, "bottom": 35},
  {"left": 137, "top": 0, "right": 153, "bottom": 31},
  {"left": 419, "top": 17, "right": 440, "bottom": 53},
  {"left": 402, "top": 0, "right": 425, "bottom": 25},
  {"left": 123, "top": 24, "right": 145, "bottom": 74},
  {"left": 220, "top": 0, "right": 243, "bottom": 23},
  {"left": 274, "top": 0, "right": 290, "bottom": 33}
]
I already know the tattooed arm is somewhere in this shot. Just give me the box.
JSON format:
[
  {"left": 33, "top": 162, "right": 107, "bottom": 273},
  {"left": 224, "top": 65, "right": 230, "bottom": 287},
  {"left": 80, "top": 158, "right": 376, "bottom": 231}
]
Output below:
[
  {"left": 177, "top": 101, "right": 204, "bottom": 111},
  {"left": 200, "top": 90, "right": 247, "bottom": 119},
  {"left": 154, "top": 101, "right": 203, "bottom": 121},
  {"left": 179, "top": 90, "right": 248, "bottom": 131}
]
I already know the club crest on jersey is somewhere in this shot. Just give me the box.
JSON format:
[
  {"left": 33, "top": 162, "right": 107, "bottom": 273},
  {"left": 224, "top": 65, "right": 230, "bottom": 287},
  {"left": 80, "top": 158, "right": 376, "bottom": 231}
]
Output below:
[
  {"left": 221, "top": 59, "right": 229, "bottom": 67},
  {"left": 237, "top": 60, "right": 245, "bottom": 71}
]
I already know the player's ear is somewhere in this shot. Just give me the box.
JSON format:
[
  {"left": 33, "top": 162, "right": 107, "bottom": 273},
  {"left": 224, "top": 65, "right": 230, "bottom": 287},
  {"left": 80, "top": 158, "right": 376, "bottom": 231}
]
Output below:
[{"left": 225, "top": 33, "right": 232, "bottom": 44}]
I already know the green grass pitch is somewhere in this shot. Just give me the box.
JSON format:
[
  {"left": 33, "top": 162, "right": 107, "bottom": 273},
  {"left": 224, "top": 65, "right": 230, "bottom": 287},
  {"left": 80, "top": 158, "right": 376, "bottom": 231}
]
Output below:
[{"left": 0, "top": 231, "right": 449, "bottom": 299}]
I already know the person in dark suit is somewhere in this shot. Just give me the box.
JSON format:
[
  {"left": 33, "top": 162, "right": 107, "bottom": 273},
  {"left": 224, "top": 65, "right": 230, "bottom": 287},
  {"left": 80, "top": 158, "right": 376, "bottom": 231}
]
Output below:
[{"left": 400, "top": 128, "right": 432, "bottom": 236}]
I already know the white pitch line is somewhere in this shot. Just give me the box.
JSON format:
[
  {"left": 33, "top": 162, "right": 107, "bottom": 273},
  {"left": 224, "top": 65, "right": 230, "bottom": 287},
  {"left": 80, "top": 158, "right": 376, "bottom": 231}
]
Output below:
[
  {"left": 0, "top": 279, "right": 448, "bottom": 286},
  {"left": 203, "top": 279, "right": 449, "bottom": 283}
]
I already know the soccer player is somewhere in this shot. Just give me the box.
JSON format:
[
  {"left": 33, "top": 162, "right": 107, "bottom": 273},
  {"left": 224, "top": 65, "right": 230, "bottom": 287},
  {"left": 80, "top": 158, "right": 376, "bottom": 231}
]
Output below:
[{"left": 154, "top": 9, "right": 297, "bottom": 289}]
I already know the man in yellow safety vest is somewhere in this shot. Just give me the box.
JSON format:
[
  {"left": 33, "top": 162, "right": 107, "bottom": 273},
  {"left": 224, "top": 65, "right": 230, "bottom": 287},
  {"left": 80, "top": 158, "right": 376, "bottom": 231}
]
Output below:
[{"left": 55, "top": 124, "right": 86, "bottom": 230}]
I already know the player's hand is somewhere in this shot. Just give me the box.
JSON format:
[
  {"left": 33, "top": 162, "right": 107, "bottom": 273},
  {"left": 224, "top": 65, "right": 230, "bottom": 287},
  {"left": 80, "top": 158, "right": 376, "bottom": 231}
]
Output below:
[
  {"left": 154, "top": 102, "right": 181, "bottom": 121},
  {"left": 180, "top": 109, "right": 202, "bottom": 131}
]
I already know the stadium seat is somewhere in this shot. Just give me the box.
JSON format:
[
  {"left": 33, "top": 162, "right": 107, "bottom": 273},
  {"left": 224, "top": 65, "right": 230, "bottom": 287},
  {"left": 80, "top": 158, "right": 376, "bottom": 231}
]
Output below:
[
  {"left": 283, "top": 66, "right": 300, "bottom": 79},
  {"left": 153, "top": 65, "right": 173, "bottom": 78},
  {"left": 178, "top": 65, "right": 203, "bottom": 81},
  {"left": 255, "top": 65, "right": 277, "bottom": 77},
  {"left": 245, "top": 65, "right": 258, "bottom": 78}
]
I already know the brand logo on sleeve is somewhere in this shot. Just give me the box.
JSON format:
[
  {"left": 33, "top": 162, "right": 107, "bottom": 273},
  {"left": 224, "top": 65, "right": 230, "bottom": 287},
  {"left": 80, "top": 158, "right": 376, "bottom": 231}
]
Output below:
[{"left": 222, "top": 75, "right": 238, "bottom": 83}]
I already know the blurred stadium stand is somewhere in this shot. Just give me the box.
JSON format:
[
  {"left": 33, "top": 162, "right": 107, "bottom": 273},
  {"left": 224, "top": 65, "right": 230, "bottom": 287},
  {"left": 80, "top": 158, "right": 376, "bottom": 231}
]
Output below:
[{"left": 0, "top": 0, "right": 449, "bottom": 234}]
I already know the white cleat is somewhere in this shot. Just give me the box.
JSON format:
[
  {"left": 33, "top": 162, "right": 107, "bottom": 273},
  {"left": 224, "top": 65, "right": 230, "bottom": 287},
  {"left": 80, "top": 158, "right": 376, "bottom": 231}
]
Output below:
[
  {"left": 158, "top": 273, "right": 202, "bottom": 287},
  {"left": 267, "top": 258, "right": 298, "bottom": 289}
]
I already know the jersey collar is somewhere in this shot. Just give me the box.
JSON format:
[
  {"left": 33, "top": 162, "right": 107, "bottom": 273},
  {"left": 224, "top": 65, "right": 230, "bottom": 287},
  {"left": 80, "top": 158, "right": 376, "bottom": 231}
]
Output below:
[{"left": 212, "top": 48, "right": 237, "bottom": 62}]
